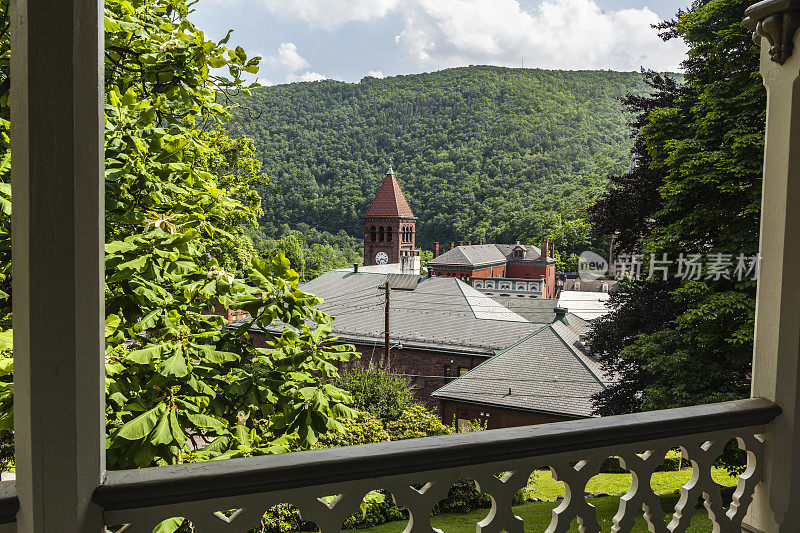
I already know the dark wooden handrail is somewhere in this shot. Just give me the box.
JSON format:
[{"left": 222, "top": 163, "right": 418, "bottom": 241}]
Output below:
[{"left": 92, "top": 398, "right": 780, "bottom": 512}]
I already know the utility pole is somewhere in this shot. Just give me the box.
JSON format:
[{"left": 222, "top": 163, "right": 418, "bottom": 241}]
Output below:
[{"left": 384, "top": 281, "right": 390, "bottom": 369}]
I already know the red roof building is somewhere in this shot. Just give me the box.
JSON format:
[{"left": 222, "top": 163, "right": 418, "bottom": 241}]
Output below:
[
  {"left": 363, "top": 168, "right": 418, "bottom": 267},
  {"left": 428, "top": 240, "right": 558, "bottom": 298}
]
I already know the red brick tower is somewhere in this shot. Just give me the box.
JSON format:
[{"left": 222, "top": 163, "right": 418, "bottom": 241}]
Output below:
[{"left": 363, "top": 167, "right": 417, "bottom": 266}]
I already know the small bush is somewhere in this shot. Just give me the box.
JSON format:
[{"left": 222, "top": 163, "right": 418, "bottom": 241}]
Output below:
[
  {"left": 314, "top": 410, "right": 391, "bottom": 448},
  {"left": 385, "top": 404, "right": 454, "bottom": 439},
  {"left": 433, "top": 478, "right": 491, "bottom": 514},
  {"left": 257, "top": 504, "right": 316, "bottom": 533},
  {"left": 342, "top": 489, "right": 407, "bottom": 529},
  {"left": 335, "top": 364, "right": 415, "bottom": 422}
]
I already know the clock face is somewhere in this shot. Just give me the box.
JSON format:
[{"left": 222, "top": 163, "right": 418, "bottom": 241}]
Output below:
[{"left": 375, "top": 251, "right": 389, "bottom": 265}]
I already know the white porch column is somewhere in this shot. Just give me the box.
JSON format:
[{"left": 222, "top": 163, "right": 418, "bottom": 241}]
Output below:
[
  {"left": 11, "top": 0, "right": 105, "bottom": 531},
  {"left": 744, "top": 1, "right": 800, "bottom": 531}
]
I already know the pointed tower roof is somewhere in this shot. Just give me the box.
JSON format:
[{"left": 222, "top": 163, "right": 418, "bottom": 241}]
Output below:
[{"left": 364, "top": 169, "right": 415, "bottom": 218}]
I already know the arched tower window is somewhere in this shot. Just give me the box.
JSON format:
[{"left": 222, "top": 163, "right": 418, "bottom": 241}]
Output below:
[
  {"left": 379, "top": 226, "right": 385, "bottom": 242},
  {"left": 370, "top": 226, "right": 377, "bottom": 242},
  {"left": 387, "top": 226, "right": 392, "bottom": 242}
]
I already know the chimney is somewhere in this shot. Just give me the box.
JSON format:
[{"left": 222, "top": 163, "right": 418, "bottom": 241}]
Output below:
[
  {"left": 449, "top": 242, "right": 455, "bottom": 250},
  {"left": 541, "top": 238, "right": 549, "bottom": 261},
  {"left": 458, "top": 241, "right": 463, "bottom": 247},
  {"left": 433, "top": 242, "right": 440, "bottom": 258},
  {"left": 478, "top": 241, "right": 484, "bottom": 245},
  {"left": 353, "top": 263, "right": 359, "bottom": 273},
  {"left": 467, "top": 241, "right": 472, "bottom": 246},
  {"left": 550, "top": 242, "right": 555, "bottom": 259}
]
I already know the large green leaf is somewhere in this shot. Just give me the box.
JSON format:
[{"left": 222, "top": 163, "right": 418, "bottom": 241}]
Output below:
[
  {"left": 126, "top": 344, "right": 165, "bottom": 364},
  {"left": 153, "top": 517, "right": 184, "bottom": 533},
  {"left": 151, "top": 408, "right": 173, "bottom": 445},
  {"left": 160, "top": 352, "right": 189, "bottom": 378},
  {"left": 186, "top": 413, "right": 225, "bottom": 433},
  {"left": 117, "top": 404, "right": 166, "bottom": 441}
]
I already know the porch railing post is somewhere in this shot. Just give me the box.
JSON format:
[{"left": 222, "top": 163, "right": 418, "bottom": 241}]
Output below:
[
  {"left": 743, "top": 2, "right": 800, "bottom": 530},
  {"left": 11, "top": 0, "right": 105, "bottom": 531}
]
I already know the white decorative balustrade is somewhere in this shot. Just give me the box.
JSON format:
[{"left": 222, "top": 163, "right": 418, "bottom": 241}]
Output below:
[
  {"left": 472, "top": 278, "right": 544, "bottom": 297},
  {"left": 16, "top": 398, "right": 766, "bottom": 533}
]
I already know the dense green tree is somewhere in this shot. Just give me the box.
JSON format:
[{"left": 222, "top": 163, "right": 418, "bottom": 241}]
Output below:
[
  {"left": 227, "top": 68, "right": 663, "bottom": 252},
  {"left": 0, "top": 0, "right": 360, "bottom": 487},
  {"left": 588, "top": 0, "right": 762, "bottom": 414},
  {"left": 246, "top": 225, "right": 363, "bottom": 280}
]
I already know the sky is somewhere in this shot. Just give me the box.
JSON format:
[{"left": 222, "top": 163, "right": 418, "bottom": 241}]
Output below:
[{"left": 190, "top": 0, "right": 691, "bottom": 86}]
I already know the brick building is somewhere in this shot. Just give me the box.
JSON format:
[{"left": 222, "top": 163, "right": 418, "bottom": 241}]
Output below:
[
  {"left": 362, "top": 167, "right": 419, "bottom": 270},
  {"left": 433, "top": 317, "right": 606, "bottom": 429},
  {"left": 233, "top": 269, "right": 608, "bottom": 426},
  {"left": 427, "top": 241, "right": 558, "bottom": 298}
]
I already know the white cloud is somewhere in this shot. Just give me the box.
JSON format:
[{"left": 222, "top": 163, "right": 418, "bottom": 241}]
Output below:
[
  {"left": 366, "top": 70, "right": 385, "bottom": 78},
  {"left": 256, "top": 78, "right": 273, "bottom": 86},
  {"left": 265, "top": 43, "right": 327, "bottom": 83},
  {"left": 267, "top": 42, "right": 311, "bottom": 73},
  {"left": 261, "top": 0, "right": 400, "bottom": 30},
  {"left": 287, "top": 71, "right": 327, "bottom": 82},
  {"left": 395, "top": 0, "right": 684, "bottom": 71},
  {"left": 261, "top": 0, "right": 686, "bottom": 71}
]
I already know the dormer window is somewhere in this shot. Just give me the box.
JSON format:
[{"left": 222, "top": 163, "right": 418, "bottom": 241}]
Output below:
[{"left": 512, "top": 246, "right": 526, "bottom": 259}]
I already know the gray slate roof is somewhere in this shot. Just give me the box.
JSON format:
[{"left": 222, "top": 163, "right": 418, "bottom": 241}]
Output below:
[
  {"left": 432, "top": 316, "right": 608, "bottom": 418},
  {"left": 489, "top": 296, "right": 558, "bottom": 323},
  {"left": 429, "top": 243, "right": 558, "bottom": 268},
  {"left": 488, "top": 296, "right": 587, "bottom": 325},
  {"left": 428, "top": 244, "right": 508, "bottom": 267},
  {"left": 494, "top": 243, "right": 543, "bottom": 261},
  {"left": 292, "top": 271, "right": 543, "bottom": 355}
]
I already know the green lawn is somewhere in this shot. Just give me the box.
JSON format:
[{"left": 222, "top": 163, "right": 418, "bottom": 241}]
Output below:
[
  {"left": 525, "top": 466, "right": 738, "bottom": 501},
  {"left": 347, "top": 466, "right": 738, "bottom": 533},
  {"left": 352, "top": 495, "right": 714, "bottom": 533}
]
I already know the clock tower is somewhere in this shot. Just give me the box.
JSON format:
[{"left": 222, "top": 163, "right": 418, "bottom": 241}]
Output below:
[{"left": 363, "top": 167, "right": 417, "bottom": 267}]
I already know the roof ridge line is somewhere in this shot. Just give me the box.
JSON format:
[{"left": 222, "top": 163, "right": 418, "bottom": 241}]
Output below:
[
  {"left": 491, "top": 324, "right": 550, "bottom": 356},
  {"left": 431, "top": 324, "right": 549, "bottom": 396},
  {"left": 550, "top": 324, "right": 606, "bottom": 390}
]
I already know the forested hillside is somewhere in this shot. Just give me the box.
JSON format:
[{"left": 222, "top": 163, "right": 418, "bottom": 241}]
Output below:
[{"left": 228, "top": 66, "right": 656, "bottom": 249}]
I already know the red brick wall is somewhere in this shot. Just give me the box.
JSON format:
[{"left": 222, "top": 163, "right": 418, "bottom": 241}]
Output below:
[
  {"left": 504, "top": 264, "right": 556, "bottom": 298},
  {"left": 431, "top": 265, "right": 505, "bottom": 284},
  {"left": 363, "top": 217, "right": 416, "bottom": 266},
  {"left": 355, "top": 346, "right": 485, "bottom": 410},
  {"left": 505, "top": 264, "right": 547, "bottom": 280},
  {"left": 440, "top": 399, "right": 576, "bottom": 429},
  {"left": 545, "top": 264, "right": 555, "bottom": 298}
]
